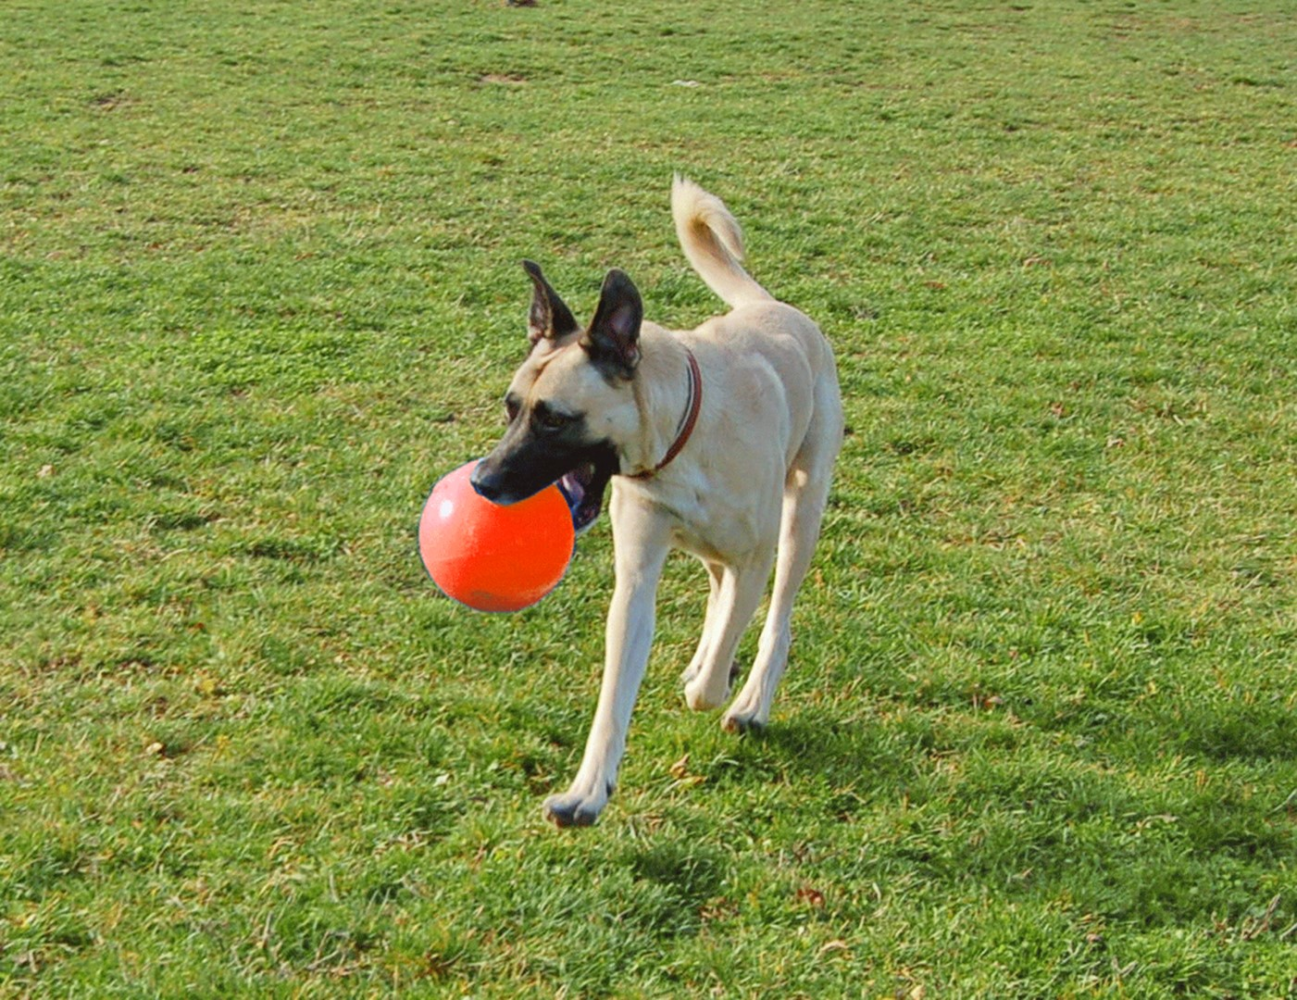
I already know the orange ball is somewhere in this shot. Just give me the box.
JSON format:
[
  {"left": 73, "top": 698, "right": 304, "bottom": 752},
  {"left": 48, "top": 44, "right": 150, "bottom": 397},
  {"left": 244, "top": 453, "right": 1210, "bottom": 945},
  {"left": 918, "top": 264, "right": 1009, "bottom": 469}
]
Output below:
[{"left": 418, "top": 460, "right": 574, "bottom": 613}]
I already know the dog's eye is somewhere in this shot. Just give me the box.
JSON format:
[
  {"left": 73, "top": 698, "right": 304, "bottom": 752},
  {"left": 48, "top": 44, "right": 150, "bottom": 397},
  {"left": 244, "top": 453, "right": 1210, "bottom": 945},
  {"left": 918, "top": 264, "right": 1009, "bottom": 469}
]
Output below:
[
  {"left": 504, "top": 396, "right": 522, "bottom": 423},
  {"left": 533, "top": 405, "right": 574, "bottom": 431}
]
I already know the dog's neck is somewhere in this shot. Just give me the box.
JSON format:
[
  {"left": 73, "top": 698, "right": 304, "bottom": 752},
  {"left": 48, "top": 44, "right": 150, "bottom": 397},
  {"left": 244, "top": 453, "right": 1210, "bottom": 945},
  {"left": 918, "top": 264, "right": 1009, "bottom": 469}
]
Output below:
[{"left": 625, "top": 332, "right": 702, "bottom": 479}]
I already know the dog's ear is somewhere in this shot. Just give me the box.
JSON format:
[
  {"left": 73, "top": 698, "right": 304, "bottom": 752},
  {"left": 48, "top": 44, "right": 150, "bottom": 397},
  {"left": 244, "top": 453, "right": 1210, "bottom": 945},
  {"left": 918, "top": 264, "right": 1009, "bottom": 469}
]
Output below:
[
  {"left": 581, "top": 269, "right": 642, "bottom": 378},
  {"left": 522, "top": 260, "right": 579, "bottom": 345}
]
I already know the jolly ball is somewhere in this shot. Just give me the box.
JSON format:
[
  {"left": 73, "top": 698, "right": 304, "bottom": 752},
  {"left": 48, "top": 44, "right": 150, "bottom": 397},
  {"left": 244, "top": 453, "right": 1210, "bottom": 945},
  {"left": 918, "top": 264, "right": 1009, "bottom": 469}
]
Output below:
[{"left": 418, "top": 459, "right": 574, "bottom": 612}]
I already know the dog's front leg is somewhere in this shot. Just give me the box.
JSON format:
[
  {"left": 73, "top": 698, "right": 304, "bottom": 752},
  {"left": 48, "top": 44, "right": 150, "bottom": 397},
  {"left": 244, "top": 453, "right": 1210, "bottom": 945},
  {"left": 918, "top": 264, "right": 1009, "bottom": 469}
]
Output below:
[{"left": 543, "top": 511, "right": 670, "bottom": 828}]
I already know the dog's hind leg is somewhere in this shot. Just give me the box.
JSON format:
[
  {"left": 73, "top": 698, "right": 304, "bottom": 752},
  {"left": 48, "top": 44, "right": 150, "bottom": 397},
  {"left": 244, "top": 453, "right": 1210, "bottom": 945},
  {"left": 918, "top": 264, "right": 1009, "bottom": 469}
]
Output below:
[
  {"left": 681, "top": 560, "right": 729, "bottom": 702},
  {"left": 721, "top": 474, "right": 829, "bottom": 731},
  {"left": 723, "top": 391, "right": 842, "bottom": 732},
  {"left": 681, "top": 548, "right": 776, "bottom": 712}
]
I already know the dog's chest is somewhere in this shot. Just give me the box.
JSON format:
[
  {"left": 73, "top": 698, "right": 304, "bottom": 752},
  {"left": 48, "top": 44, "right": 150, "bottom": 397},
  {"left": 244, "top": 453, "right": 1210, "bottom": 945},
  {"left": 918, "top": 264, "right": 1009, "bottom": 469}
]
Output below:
[{"left": 615, "top": 476, "right": 778, "bottom": 563}]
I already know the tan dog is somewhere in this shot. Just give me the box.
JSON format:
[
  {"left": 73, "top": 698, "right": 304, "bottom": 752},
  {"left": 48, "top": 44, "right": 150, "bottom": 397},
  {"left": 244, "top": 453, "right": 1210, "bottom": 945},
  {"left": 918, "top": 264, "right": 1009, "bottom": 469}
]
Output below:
[{"left": 472, "top": 178, "right": 843, "bottom": 826}]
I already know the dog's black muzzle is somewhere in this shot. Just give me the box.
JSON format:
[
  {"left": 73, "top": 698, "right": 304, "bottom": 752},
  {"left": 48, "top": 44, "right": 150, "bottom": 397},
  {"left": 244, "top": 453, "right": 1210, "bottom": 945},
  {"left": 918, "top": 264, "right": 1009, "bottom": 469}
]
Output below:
[{"left": 471, "top": 433, "right": 618, "bottom": 534}]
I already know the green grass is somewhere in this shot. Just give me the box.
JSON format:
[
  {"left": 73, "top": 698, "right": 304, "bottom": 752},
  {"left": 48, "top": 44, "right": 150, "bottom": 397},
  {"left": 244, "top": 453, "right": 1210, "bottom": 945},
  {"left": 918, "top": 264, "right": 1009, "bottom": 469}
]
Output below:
[{"left": 2, "top": 0, "right": 1295, "bottom": 995}]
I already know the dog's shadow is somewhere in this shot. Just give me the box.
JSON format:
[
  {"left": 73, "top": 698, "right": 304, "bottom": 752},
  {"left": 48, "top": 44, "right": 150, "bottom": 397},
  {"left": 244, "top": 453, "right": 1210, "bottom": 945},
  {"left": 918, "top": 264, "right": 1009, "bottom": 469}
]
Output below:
[{"left": 685, "top": 709, "right": 923, "bottom": 812}]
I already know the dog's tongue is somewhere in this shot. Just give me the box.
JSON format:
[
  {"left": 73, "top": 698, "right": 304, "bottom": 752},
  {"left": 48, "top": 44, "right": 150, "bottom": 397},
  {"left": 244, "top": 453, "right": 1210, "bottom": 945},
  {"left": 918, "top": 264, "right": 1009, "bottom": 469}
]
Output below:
[
  {"left": 558, "top": 462, "right": 604, "bottom": 532},
  {"left": 558, "top": 469, "right": 589, "bottom": 527}
]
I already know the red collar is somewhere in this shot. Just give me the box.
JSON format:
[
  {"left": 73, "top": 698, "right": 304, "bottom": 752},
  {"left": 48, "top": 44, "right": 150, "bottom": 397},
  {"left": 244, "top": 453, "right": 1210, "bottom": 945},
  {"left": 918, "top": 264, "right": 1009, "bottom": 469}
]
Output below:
[{"left": 629, "top": 348, "right": 702, "bottom": 479}]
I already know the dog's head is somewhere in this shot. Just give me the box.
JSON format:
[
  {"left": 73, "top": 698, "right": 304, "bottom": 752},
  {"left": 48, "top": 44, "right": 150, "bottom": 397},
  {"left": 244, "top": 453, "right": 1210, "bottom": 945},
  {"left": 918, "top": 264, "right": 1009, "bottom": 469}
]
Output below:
[{"left": 470, "top": 261, "right": 643, "bottom": 533}]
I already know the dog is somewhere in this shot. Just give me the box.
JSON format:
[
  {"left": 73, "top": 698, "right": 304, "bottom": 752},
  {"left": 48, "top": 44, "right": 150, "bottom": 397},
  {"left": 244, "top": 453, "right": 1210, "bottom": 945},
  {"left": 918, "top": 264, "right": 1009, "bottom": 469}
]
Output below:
[{"left": 471, "top": 177, "right": 844, "bottom": 826}]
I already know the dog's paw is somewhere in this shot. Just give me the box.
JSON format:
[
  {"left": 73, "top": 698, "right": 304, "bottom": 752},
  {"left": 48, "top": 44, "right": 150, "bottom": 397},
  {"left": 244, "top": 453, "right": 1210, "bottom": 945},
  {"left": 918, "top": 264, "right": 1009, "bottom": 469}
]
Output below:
[
  {"left": 683, "top": 660, "right": 740, "bottom": 712},
  {"left": 721, "top": 708, "right": 768, "bottom": 734},
  {"left": 684, "top": 677, "right": 724, "bottom": 711},
  {"left": 542, "top": 789, "right": 607, "bottom": 828}
]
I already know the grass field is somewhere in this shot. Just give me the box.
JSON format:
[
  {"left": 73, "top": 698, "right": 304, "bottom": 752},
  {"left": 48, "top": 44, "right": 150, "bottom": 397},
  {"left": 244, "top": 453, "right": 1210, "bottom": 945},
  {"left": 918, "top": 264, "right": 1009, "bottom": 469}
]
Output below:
[{"left": 2, "top": 0, "right": 1296, "bottom": 995}]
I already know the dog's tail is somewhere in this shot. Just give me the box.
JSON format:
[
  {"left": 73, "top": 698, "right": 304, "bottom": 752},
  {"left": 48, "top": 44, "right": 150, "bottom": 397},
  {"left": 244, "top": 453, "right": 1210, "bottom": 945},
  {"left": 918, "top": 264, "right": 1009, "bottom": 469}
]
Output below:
[{"left": 672, "top": 176, "right": 775, "bottom": 309}]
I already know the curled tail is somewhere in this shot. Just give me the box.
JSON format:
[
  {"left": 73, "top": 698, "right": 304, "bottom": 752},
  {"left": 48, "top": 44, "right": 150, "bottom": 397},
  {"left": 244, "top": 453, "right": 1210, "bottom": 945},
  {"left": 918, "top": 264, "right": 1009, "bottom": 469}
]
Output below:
[{"left": 672, "top": 175, "right": 775, "bottom": 309}]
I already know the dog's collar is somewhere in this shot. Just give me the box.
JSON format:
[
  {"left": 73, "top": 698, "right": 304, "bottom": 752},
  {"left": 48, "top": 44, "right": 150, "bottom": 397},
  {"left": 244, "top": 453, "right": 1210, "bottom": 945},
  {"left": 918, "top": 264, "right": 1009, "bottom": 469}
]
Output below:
[{"left": 629, "top": 347, "right": 702, "bottom": 479}]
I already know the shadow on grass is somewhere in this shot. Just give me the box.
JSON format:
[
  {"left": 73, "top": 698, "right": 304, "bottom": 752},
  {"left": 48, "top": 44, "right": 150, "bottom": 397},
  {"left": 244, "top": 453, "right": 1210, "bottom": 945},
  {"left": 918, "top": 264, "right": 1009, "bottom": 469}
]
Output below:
[
  {"left": 693, "top": 711, "right": 933, "bottom": 810},
  {"left": 1172, "top": 701, "right": 1297, "bottom": 762}
]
